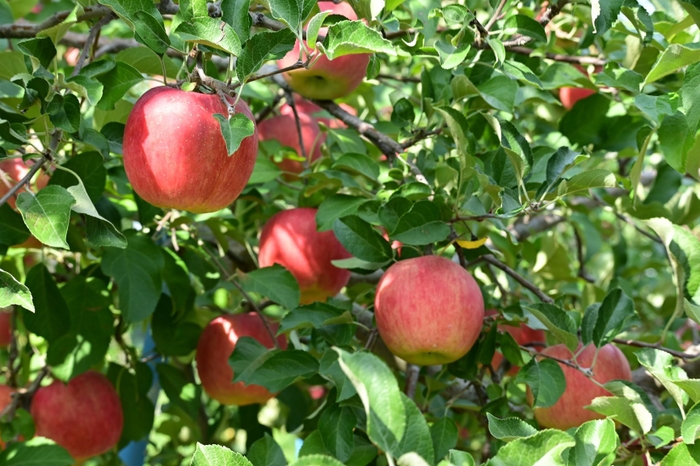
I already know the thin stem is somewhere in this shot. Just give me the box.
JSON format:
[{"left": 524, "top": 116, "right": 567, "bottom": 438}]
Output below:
[
  {"left": 404, "top": 364, "right": 420, "bottom": 400},
  {"left": 613, "top": 338, "right": 698, "bottom": 361},
  {"left": 481, "top": 255, "right": 554, "bottom": 304},
  {"left": 71, "top": 12, "right": 115, "bottom": 77},
  {"left": 485, "top": 0, "right": 508, "bottom": 31}
]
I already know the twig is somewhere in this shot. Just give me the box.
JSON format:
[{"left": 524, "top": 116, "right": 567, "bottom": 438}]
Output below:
[
  {"left": 520, "top": 345, "right": 583, "bottom": 372},
  {"left": 255, "top": 90, "right": 284, "bottom": 124},
  {"left": 72, "top": 12, "right": 115, "bottom": 77},
  {"left": 481, "top": 255, "right": 555, "bottom": 304},
  {"left": 376, "top": 73, "right": 421, "bottom": 83},
  {"left": 404, "top": 364, "right": 420, "bottom": 400},
  {"left": 284, "top": 91, "right": 308, "bottom": 162},
  {"left": 400, "top": 127, "right": 443, "bottom": 150},
  {"left": 613, "top": 338, "right": 698, "bottom": 361},
  {"left": 235, "top": 59, "right": 309, "bottom": 88},
  {"left": 592, "top": 194, "right": 662, "bottom": 243},
  {"left": 0, "top": 6, "right": 112, "bottom": 38},
  {"left": 508, "top": 47, "right": 607, "bottom": 66},
  {"left": 573, "top": 226, "right": 595, "bottom": 283},
  {"left": 0, "top": 366, "right": 50, "bottom": 421},
  {"left": 485, "top": 0, "right": 508, "bottom": 31}
]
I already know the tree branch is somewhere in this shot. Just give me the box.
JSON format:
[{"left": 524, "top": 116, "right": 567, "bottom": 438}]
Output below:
[
  {"left": 481, "top": 255, "right": 555, "bottom": 304},
  {"left": 404, "top": 364, "right": 420, "bottom": 400},
  {"left": 613, "top": 338, "right": 698, "bottom": 362},
  {"left": 71, "top": 12, "right": 115, "bottom": 77},
  {"left": 0, "top": 6, "right": 112, "bottom": 38}
]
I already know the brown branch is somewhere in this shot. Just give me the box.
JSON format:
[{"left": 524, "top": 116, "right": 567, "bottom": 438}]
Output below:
[
  {"left": 376, "top": 73, "right": 421, "bottom": 83},
  {"left": 255, "top": 90, "right": 284, "bottom": 124},
  {"left": 613, "top": 338, "right": 698, "bottom": 362},
  {"left": 481, "top": 255, "right": 554, "bottom": 304},
  {"left": 573, "top": 225, "right": 595, "bottom": 283},
  {"left": 400, "top": 127, "right": 443, "bottom": 150},
  {"left": 285, "top": 90, "right": 308, "bottom": 162},
  {"left": 404, "top": 364, "right": 420, "bottom": 400},
  {"left": 485, "top": 0, "right": 508, "bottom": 31},
  {"left": 510, "top": 214, "right": 565, "bottom": 242},
  {"left": 0, "top": 6, "right": 112, "bottom": 38},
  {"left": 508, "top": 47, "right": 607, "bottom": 66},
  {"left": 71, "top": 12, "right": 115, "bottom": 77},
  {"left": 0, "top": 366, "right": 50, "bottom": 421}
]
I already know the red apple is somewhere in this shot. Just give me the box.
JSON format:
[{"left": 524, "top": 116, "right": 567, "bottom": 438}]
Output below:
[
  {"left": 0, "top": 158, "right": 50, "bottom": 210},
  {"left": 308, "top": 385, "right": 326, "bottom": 400},
  {"left": 258, "top": 208, "right": 351, "bottom": 304},
  {"left": 559, "top": 87, "right": 596, "bottom": 110},
  {"left": 196, "top": 313, "right": 287, "bottom": 405},
  {"left": 530, "top": 344, "right": 632, "bottom": 430},
  {"left": 486, "top": 309, "right": 546, "bottom": 375},
  {"left": 258, "top": 102, "right": 325, "bottom": 175},
  {"left": 122, "top": 87, "right": 258, "bottom": 213},
  {"left": 0, "top": 309, "right": 12, "bottom": 348},
  {"left": 31, "top": 371, "right": 124, "bottom": 461},
  {"left": 277, "top": 2, "right": 371, "bottom": 100},
  {"left": 0, "top": 384, "right": 14, "bottom": 448},
  {"left": 374, "top": 255, "right": 485, "bottom": 365}
]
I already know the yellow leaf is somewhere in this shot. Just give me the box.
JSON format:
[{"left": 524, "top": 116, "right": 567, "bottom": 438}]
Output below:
[{"left": 457, "top": 238, "right": 487, "bottom": 249}]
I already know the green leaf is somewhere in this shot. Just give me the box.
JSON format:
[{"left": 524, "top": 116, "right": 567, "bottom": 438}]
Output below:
[
  {"left": 674, "top": 379, "right": 700, "bottom": 404},
  {"left": 591, "top": 0, "right": 624, "bottom": 34},
  {"left": 332, "top": 215, "right": 392, "bottom": 262},
  {"left": 151, "top": 294, "right": 200, "bottom": 357},
  {"left": 248, "top": 433, "right": 287, "bottom": 466},
  {"left": 488, "top": 430, "right": 575, "bottom": 466},
  {"left": 396, "top": 392, "right": 434, "bottom": 461},
  {"left": 319, "top": 404, "right": 357, "bottom": 462},
  {"left": 307, "top": 11, "right": 333, "bottom": 48},
  {"left": 660, "top": 443, "right": 700, "bottom": 465},
  {"left": 0, "top": 203, "right": 30, "bottom": 246},
  {"left": 588, "top": 381, "right": 653, "bottom": 435},
  {"left": 49, "top": 152, "right": 107, "bottom": 204},
  {"left": 101, "top": 231, "right": 164, "bottom": 322},
  {"left": 22, "top": 264, "right": 71, "bottom": 343},
  {"left": 0, "top": 437, "right": 73, "bottom": 466},
  {"left": 175, "top": 17, "right": 242, "bottom": 55},
  {"left": 636, "top": 349, "right": 689, "bottom": 415},
  {"left": 335, "top": 349, "right": 406, "bottom": 457},
  {"left": 290, "top": 455, "right": 345, "bottom": 466},
  {"left": 682, "top": 402, "right": 700, "bottom": 444},
  {"left": 0, "top": 268, "right": 33, "bottom": 312},
  {"left": 158, "top": 363, "right": 202, "bottom": 420},
  {"left": 390, "top": 201, "right": 450, "bottom": 246},
  {"left": 441, "top": 450, "right": 475, "bottom": 466},
  {"left": 239, "top": 264, "right": 300, "bottom": 310},
  {"left": 249, "top": 157, "right": 282, "bottom": 184},
  {"left": 515, "top": 358, "right": 566, "bottom": 409},
  {"left": 566, "top": 419, "right": 618, "bottom": 466},
  {"left": 430, "top": 417, "right": 459, "bottom": 463},
  {"left": 133, "top": 10, "right": 170, "bottom": 56},
  {"left": 580, "top": 288, "right": 636, "bottom": 347},
  {"left": 486, "top": 413, "right": 538, "bottom": 441},
  {"left": 191, "top": 442, "right": 253, "bottom": 466},
  {"left": 48, "top": 93, "right": 81, "bottom": 133},
  {"left": 279, "top": 302, "right": 353, "bottom": 333},
  {"left": 320, "top": 20, "right": 394, "bottom": 60},
  {"left": 557, "top": 169, "right": 617, "bottom": 197},
  {"left": 214, "top": 113, "right": 256, "bottom": 156},
  {"left": 502, "top": 15, "right": 546, "bottom": 42},
  {"left": 107, "top": 362, "right": 154, "bottom": 441},
  {"left": 221, "top": 0, "right": 252, "bottom": 43},
  {"left": 230, "top": 337, "right": 318, "bottom": 392},
  {"left": 95, "top": 61, "right": 143, "bottom": 110},
  {"left": 645, "top": 43, "right": 700, "bottom": 86},
  {"left": 237, "top": 29, "right": 296, "bottom": 81},
  {"left": 16, "top": 185, "right": 76, "bottom": 250},
  {"left": 317, "top": 195, "right": 368, "bottom": 231},
  {"left": 332, "top": 153, "right": 381, "bottom": 182},
  {"left": 267, "top": 0, "right": 316, "bottom": 35},
  {"left": 319, "top": 350, "right": 356, "bottom": 402},
  {"left": 523, "top": 303, "right": 579, "bottom": 352},
  {"left": 659, "top": 111, "right": 693, "bottom": 173},
  {"left": 17, "top": 37, "right": 56, "bottom": 69}
]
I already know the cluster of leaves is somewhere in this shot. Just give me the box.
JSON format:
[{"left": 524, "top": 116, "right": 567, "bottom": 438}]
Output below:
[{"left": 2, "top": 0, "right": 700, "bottom": 464}]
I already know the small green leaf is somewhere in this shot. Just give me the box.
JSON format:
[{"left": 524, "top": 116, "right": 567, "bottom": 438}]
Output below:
[
  {"left": 645, "top": 43, "right": 700, "bottom": 85},
  {"left": 390, "top": 201, "right": 451, "bottom": 246},
  {"left": 190, "top": 442, "right": 253, "bottom": 466},
  {"left": 682, "top": 402, "right": 700, "bottom": 444},
  {"left": 237, "top": 29, "right": 296, "bottom": 81},
  {"left": 317, "top": 195, "right": 368, "bottom": 231},
  {"left": 133, "top": 10, "right": 171, "bottom": 56},
  {"left": 636, "top": 349, "right": 689, "bottom": 415},
  {"left": 95, "top": 61, "right": 143, "bottom": 110},
  {"left": 22, "top": 264, "right": 71, "bottom": 343},
  {"left": 523, "top": 303, "right": 579, "bottom": 352},
  {"left": 214, "top": 113, "right": 256, "bottom": 156},
  {"left": 488, "top": 430, "right": 575, "bottom": 466},
  {"left": 248, "top": 157, "right": 282, "bottom": 184},
  {"left": 486, "top": 413, "right": 538, "bottom": 441},
  {"left": 430, "top": 417, "right": 458, "bottom": 463},
  {"left": 175, "top": 17, "right": 242, "bottom": 55},
  {"left": 279, "top": 302, "right": 353, "bottom": 333},
  {"left": 515, "top": 358, "right": 566, "bottom": 408},
  {"left": 332, "top": 215, "right": 392, "bottom": 262},
  {"left": 289, "top": 455, "right": 345, "bottom": 466},
  {"left": 221, "top": 0, "right": 252, "bottom": 43},
  {"left": 566, "top": 419, "right": 618, "bottom": 466},
  {"left": 0, "top": 437, "right": 73, "bottom": 466},
  {"left": 16, "top": 185, "right": 76, "bottom": 249},
  {"left": 319, "top": 404, "right": 357, "bottom": 462},
  {"left": 502, "top": 15, "right": 546, "bottom": 42},
  {"left": 320, "top": 20, "right": 394, "bottom": 60},
  {"left": 581, "top": 288, "right": 636, "bottom": 347},
  {"left": 17, "top": 37, "right": 56, "bottom": 69},
  {"left": 267, "top": 0, "right": 316, "bottom": 36},
  {"left": 557, "top": 169, "right": 617, "bottom": 197},
  {"left": 239, "top": 264, "right": 300, "bottom": 310},
  {"left": 588, "top": 381, "right": 654, "bottom": 435},
  {"left": 248, "top": 433, "right": 286, "bottom": 466},
  {"left": 0, "top": 268, "right": 33, "bottom": 312}
]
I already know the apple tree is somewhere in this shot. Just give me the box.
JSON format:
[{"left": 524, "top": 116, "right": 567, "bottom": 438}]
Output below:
[{"left": 1, "top": 0, "right": 700, "bottom": 464}]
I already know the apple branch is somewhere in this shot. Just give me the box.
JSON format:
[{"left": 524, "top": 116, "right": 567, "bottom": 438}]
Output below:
[
  {"left": 71, "top": 12, "right": 116, "bottom": 77},
  {"left": 613, "top": 338, "right": 698, "bottom": 362},
  {"left": 0, "top": 366, "right": 50, "bottom": 422},
  {"left": 404, "top": 364, "right": 420, "bottom": 400},
  {"left": 485, "top": 0, "right": 508, "bottom": 31},
  {"left": 481, "top": 255, "right": 555, "bottom": 304}
]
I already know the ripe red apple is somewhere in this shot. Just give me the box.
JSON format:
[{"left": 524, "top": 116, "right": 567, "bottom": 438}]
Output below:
[
  {"left": 0, "top": 309, "right": 12, "bottom": 348},
  {"left": 31, "top": 371, "right": 124, "bottom": 461},
  {"left": 374, "top": 256, "right": 485, "bottom": 365},
  {"left": 123, "top": 87, "right": 258, "bottom": 213},
  {"left": 486, "top": 309, "right": 546, "bottom": 375},
  {"left": 258, "top": 102, "right": 325, "bottom": 175},
  {"left": 277, "top": 2, "right": 371, "bottom": 100},
  {"left": 258, "top": 208, "right": 351, "bottom": 304},
  {"left": 196, "top": 313, "right": 288, "bottom": 405},
  {"left": 530, "top": 344, "right": 632, "bottom": 430},
  {"left": 0, "top": 158, "right": 49, "bottom": 210},
  {"left": 559, "top": 65, "right": 600, "bottom": 110}
]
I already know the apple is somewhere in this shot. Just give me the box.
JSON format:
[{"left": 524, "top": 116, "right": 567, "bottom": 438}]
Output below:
[
  {"left": 258, "top": 102, "right": 325, "bottom": 175},
  {"left": 559, "top": 65, "right": 600, "bottom": 110},
  {"left": 122, "top": 87, "right": 258, "bottom": 213},
  {"left": 277, "top": 2, "right": 371, "bottom": 100},
  {"left": 258, "top": 208, "right": 352, "bottom": 304},
  {"left": 0, "top": 309, "right": 12, "bottom": 348},
  {"left": 196, "top": 312, "right": 288, "bottom": 405},
  {"left": 0, "top": 384, "right": 14, "bottom": 448},
  {"left": 31, "top": 371, "right": 124, "bottom": 461},
  {"left": 530, "top": 343, "right": 632, "bottom": 430},
  {"left": 374, "top": 255, "right": 485, "bottom": 365},
  {"left": 486, "top": 309, "right": 546, "bottom": 375}
]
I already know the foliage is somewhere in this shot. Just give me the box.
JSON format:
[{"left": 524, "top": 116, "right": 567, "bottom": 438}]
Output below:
[{"left": 0, "top": 0, "right": 700, "bottom": 464}]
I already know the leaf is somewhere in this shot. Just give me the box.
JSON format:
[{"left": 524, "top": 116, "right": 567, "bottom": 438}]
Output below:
[
  {"left": 107, "top": 362, "right": 154, "bottom": 441},
  {"left": 515, "top": 358, "right": 566, "bottom": 408},
  {"left": 17, "top": 37, "right": 56, "bottom": 69},
  {"left": 332, "top": 215, "right": 392, "bottom": 262},
  {"left": 157, "top": 364, "right": 201, "bottom": 420},
  {"left": 0, "top": 268, "right": 34, "bottom": 312},
  {"left": 319, "top": 404, "right": 357, "bottom": 462},
  {"left": 133, "top": 10, "right": 170, "bottom": 56},
  {"left": 101, "top": 231, "right": 164, "bottom": 322},
  {"left": 279, "top": 302, "right": 352, "bottom": 333},
  {"left": 49, "top": 152, "right": 106, "bottom": 203},
  {"left": 486, "top": 413, "right": 538, "bottom": 441},
  {"left": 221, "top": 0, "right": 252, "bottom": 43},
  {"left": 237, "top": 29, "right": 296, "bottom": 81},
  {"left": 332, "top": 153, "right": 381, "bottom": 182},
  {"left": 488, "top": 430, "right": 575, "bottom": 466},
  {"left": 636, "top": 349, "right": 689, "bottom": 415},
  {"left": 320, "top": 20, "right": 395, "bottom": 60},
  {"left": 502, "top": 15, "right": 546, "bottom": 42},
  {"left": 390, "top": 201, "right": 450, "bottom": 246},
  {"left": 0, "top": 437, "right": 74, "bottom": 466},
  {"left": 659, "top": 443, "right": 700, "bottom": 465},
  {"left": 682, "top": 402, "right": 700, "bottom": 444},
  {"left": 248, "top": 433, "right": 287, "bottom": 466},
  {"left": 307, "top": 11, "right": 333, "bottom": 48},
  {"left": 289, "top": 455, "right": 345, "bottom": 466},
  {"left": 430, "top": 417, "right": 458, "bottom": 463},
  {"left": 95, "top": 61, "right": 143, "bottom": 110},
  {"left": 557, "top": 169, "right": 617, "bottom": 197},
  {"left": 248, "top": 157, "right": 282, "bottom": 184},
  {"left": 566, "top": 419, "right": 618, "bottom": 466},
  {"left": 523, "top": 303, "right": 579, "bottom": 352},
  {"left": 588, "top": 381, "right": 654, "bottom": 435},
  {"left": 48, "top": 94, "right": 81, "bottom": 133},
  {"left": 591, "top": 0, "right": 624, "bottom": 34},
  {"left": 319, "top": 350, "right": 356, "bottom": 402},
  {"left": 335, "top": 349, "right": 406, "bottom": 457},
  {"left": 316, "top": 195, "right": 368, "bottom": 232},
  {"left": 191, "top": 442, "right": 253, "bottom": 466},
  {"left": 267, "top": 0, "right": 316, "bottom": 34},
  {"left": 16, "top": 185, "right": 76, "bottom": 249},
  {"left": 175, "top": 17, "right": 242, "bottom": 55},
  {"left": 214, "top": 113, "right": 256, "bottom": 156},
  {"left": 659, "top": 111, "right": 693, "bottom": 173},
  {"left": 239, "top": 264, "right": 300, "bottom": 310},
  {"left": 580, "top": 288, "right": 636, "bottom": 347},
  {"left": 22, "top": 264, "right": 71, "bottom": 343},
  {"left": 645, "top": 43, "right": 700, "bottom": 86}
]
